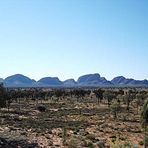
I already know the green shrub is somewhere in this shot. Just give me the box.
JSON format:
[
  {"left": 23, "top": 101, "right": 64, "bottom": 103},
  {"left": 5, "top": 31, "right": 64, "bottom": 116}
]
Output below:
[
  {"left": 96, "top": 141, "right": 105, "bottom": 148},
  {"left": 86, "top": 134, "right": 96, "bottom": 141},
  {"left": 139, "top": 140, "right": 144, "bottom": 145},
  {"left": 68, "top": 138, "right": 78, "bottom": 148},
  {"left": 133, "top": 144, "right": 138, "bottom": 148},
  {"left": 87, "top": 141, "right": 95, "bottom": 148},
  {"left": 144, "top": 136, "right": 148, "bottom": 146},
  {"left": 123, "top": 141, "right": 132, "bottom": 148},
  {"left": 63, "top": 126, "right": 67, "bottom": 145},
  {"left": 110, "top": 137, "right": 132, "bottom": 148}
]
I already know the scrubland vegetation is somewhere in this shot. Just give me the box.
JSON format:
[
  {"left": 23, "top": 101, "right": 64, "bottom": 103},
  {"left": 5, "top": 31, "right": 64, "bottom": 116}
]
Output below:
[{"left": 0, "top": 83, "right": 148, "bottom": 147}]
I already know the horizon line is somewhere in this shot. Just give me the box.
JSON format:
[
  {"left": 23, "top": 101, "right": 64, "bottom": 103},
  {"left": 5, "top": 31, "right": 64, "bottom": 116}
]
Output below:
[{"left": 1, "top": 73, "right": 148, "bottom": 82}]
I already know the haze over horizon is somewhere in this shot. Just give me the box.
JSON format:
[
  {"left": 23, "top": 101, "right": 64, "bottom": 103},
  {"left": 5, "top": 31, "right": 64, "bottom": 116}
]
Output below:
[{"left": 0, "top": 0, "right": 148, "bottom": 81}]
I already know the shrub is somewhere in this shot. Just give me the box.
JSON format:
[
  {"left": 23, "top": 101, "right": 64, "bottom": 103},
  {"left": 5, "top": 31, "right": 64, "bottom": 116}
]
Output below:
[
  {"left": 37, "top": 105, "right": 46, "bottom": 112},
  {"left": 67, "top": 138, "right": 78, "bottom": 148},
  {"left": 63, "top": 126, "right": 67, "bottom": 145},
  {"left": 96, "top": 141, "right": 105, "bottom": 148},
  {"left": 87, "top": 141, "right": 94, "bottom": 148},
  {"left": 144, "top": 136, "right": 148, "bottom": 146},
  {"left": 139, "top": 140, "right": 144, "bottom": 145},
  {"left": 86, "top": 134, "right": 96, "bottom": 141},
  {"left": 110, "top": 100, "right": 120, "bottom": 119},
  {"left": 133, "top": 145, "right": 139, "bottom": 148},
  {"left": 123, "top": 141, "right": 132, "bottom": 147}
]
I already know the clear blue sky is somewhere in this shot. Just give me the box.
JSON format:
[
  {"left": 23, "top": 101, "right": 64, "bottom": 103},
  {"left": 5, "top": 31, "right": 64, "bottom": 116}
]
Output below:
[{"left": 0, "top": 0, "right": 148, "bottom": 81}]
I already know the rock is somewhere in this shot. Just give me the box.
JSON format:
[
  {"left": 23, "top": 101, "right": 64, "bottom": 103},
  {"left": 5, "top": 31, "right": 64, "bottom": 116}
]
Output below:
[{"left": 4, "top": 127, "right": 10, "bottom": 132}]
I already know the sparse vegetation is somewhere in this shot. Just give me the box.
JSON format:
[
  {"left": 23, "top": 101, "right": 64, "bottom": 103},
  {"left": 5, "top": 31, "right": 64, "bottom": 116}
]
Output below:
[{"left": 0, "top": 86, "right": 147, "bottom": 147}]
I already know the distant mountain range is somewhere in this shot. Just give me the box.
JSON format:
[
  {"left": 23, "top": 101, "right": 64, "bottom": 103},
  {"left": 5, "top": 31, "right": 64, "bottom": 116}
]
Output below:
[{"left": 1, "top": 74, "right": 148, "bottom": 87}]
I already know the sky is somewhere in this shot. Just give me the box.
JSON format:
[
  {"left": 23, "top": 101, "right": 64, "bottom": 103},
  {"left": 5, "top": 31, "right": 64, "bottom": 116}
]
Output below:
[{"left": 0, "top": 0, "right": 148, "bottom": 81}]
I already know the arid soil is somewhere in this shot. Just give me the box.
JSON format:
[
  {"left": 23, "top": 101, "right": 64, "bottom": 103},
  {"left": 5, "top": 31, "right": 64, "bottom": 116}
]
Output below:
[{"left": 0, "top": 97, "right": 144, "bottom": 148}]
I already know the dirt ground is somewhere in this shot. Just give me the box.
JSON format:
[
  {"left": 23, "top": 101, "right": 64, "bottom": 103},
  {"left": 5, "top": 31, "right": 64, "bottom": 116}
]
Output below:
[{"left": 0, "top": 98, "right": 144, "bottom": 148}]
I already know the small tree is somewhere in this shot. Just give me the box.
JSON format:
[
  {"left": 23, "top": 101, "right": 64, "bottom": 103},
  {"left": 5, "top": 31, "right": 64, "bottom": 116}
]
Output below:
[
  {"left": 93, "top": 89, "right": 104, "bottom": 105},
  {"left": 110, "top": 100, "right": 120, "bottom": 119},
  {"left": 135, "top": 93, "right": 145, "bottom": 114},
  {"left": 0, "top": 83, "right": 7, "bottom": 109},
  {"left": 5, "top": 92, "right": 11, "bottom": 111},
  {"left": 103, "top": 91, "right": 115, "bottom": 107},
  {"left": 141, "top": 99, "right": 148, "bottom": 148},
  {"left": 124, "top": 90, "right": 135, "bottom": 113}
]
